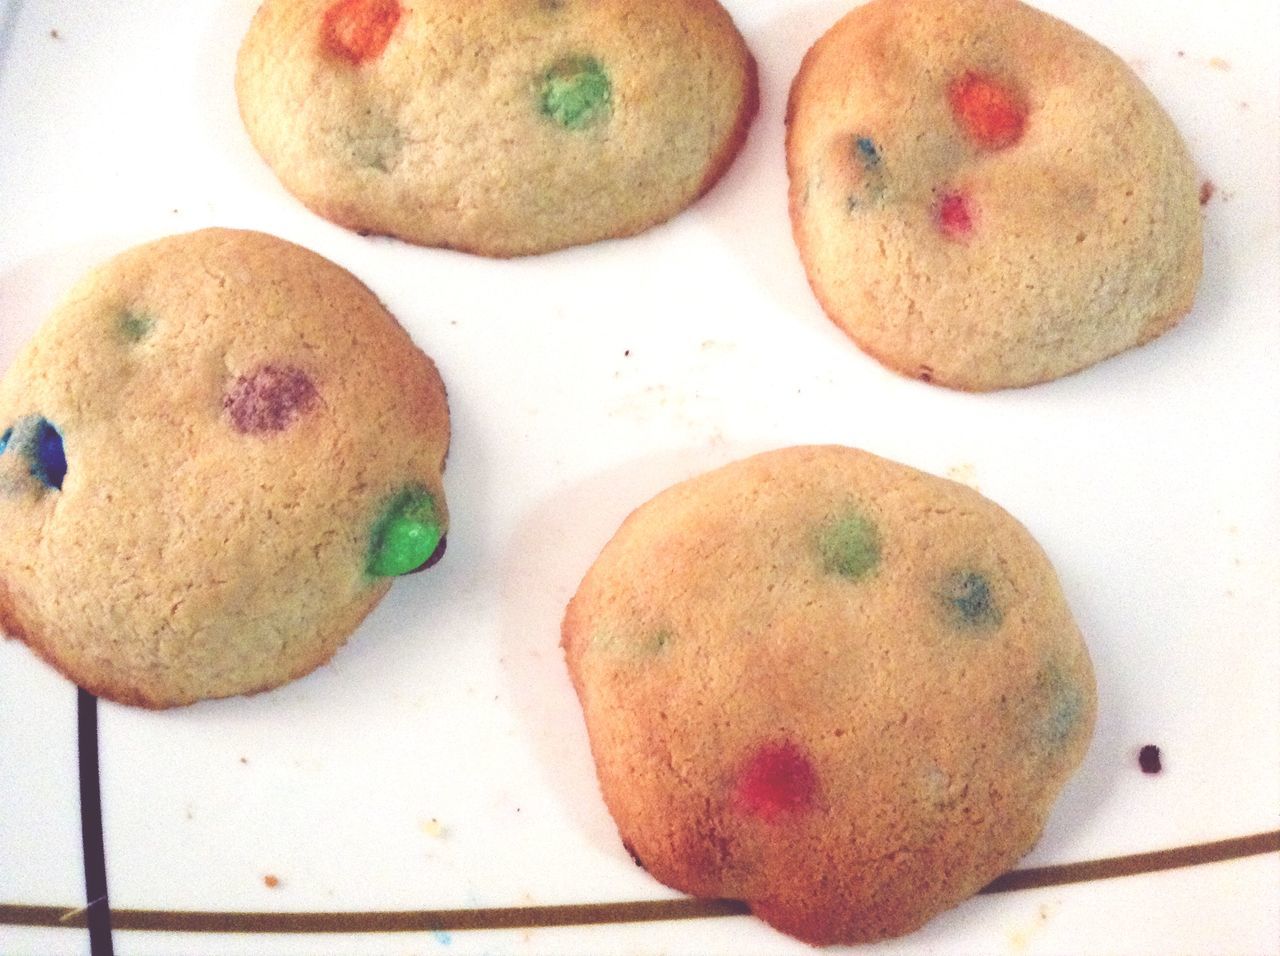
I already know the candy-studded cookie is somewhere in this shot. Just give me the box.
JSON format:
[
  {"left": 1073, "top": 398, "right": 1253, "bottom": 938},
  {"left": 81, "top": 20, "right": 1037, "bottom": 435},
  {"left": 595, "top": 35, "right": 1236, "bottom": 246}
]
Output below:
[
  {"left": 786, "top": 0, "right": 1202, "bottom": 390},
  {"left": 562, "top": 446, "right": 1095, "bottom": 944},
  {"left": 236, "top": 0, "right": 757, "bottom": 257},
  {"left": 0, "top": 229, "right": 450, "bottom": 708}
]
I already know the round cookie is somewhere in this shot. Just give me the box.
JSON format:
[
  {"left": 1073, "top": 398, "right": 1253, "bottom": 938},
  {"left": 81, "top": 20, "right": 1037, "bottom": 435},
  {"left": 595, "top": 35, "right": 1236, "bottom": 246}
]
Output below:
[
  {"left": 0, "top": 229, "right": 450, "bottom": 708},
  {"left": 786, "top": 0, "right": 1202, "bottom": 390},
  {"left": 236, "top": 0, "right": 757, "bottom": 257},
  {"left": 561, "top": 446, "right": 1095, "bottom": 945}
]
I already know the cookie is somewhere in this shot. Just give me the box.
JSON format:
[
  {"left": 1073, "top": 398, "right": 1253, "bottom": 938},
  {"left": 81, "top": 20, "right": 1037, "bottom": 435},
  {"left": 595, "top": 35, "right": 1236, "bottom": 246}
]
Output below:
[
  {"left": 0, "top": 229, "right": 450, "bottom": 708},
  {"left": 561, "top": 445, "right": 1095, "bottom": 944},
  {"left": 786, "top": 0, "right": 1202, "bottom": 390},
  {"left": 236, "top": 0, "right": 757, "bottom": 257}
]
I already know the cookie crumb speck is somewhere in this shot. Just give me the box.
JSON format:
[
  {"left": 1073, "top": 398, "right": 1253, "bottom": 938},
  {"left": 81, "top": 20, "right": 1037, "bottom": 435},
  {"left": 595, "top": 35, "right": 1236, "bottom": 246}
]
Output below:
[
  {"left": 239, "top": 756, "right": 248, "bottom": 764},
  {"left": 946, "top": 462, "right": 979, "bottom": 489},
  {"left": 419, "top": 817, "right": 445, "bottom": 838},
  {"left": 1208, "top": 57, "right": 1230, "bottom": 70},
  {"left": 263, "top": 874, "right": 280, "bottom": 888},
  {"left": 1199, "top": 181, "right": 1216, "bottom": 206},
  {"left": 1138, "top": 744, "right": 1162, "bottom": 774},
  {"left": 50, "top": 28, "right": 60, "bottom": 39}
]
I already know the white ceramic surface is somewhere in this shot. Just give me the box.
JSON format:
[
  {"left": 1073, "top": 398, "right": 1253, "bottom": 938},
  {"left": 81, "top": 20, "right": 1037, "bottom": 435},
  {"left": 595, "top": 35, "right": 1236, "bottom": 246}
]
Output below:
[{"left": 1, "top": 0, "right": 1278, "bottom": 953}]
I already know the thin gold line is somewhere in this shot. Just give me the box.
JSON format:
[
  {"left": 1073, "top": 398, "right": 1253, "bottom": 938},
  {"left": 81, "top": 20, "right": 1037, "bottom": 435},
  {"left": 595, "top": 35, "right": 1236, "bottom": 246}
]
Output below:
[
  {"left": 3, "top": 830, "right": 1277, "bottom": 934},
  {"left": 978, "top": 829, "right": 1280, "bottom": 893}
]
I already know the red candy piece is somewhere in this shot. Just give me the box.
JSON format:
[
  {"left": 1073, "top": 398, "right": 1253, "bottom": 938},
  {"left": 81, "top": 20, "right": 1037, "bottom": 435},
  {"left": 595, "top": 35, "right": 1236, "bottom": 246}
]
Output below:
[
  {"left": 948, "top": 72, "right": 1026, "bottom": 150},
  {"left": 322, "top": 0, "right": 402, "bottom": 64},
  {"left": 734, "top": 741, "right": 817, "bottom": 821},
  {"left": 936, "top": 191, "right": 974, "bottom": 239}
]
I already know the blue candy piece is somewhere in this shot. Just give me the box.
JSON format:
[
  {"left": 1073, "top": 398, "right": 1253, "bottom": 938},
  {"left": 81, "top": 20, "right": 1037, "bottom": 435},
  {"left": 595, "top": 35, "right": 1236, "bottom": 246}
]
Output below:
[
  {"left": 30, "top": 419, "right": 67, "bottom": 490},
  {"left": 0, "top": 427, "right": 11, "bottom": 455}
]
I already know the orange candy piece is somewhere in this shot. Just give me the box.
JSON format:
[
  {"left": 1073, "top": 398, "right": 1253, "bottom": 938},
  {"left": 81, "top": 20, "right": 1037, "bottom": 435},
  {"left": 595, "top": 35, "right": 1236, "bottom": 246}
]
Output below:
[
  {"left": 322, "top": 0, "right": 402, "bottom": 64},
  {"left": 947, "top": 72, "right": 1026, "bottom": 150}
]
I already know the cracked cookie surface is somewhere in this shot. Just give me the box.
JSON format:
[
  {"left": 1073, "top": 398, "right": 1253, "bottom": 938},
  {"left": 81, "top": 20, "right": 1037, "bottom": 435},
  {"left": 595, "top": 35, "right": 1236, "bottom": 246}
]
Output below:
[
  {"left": 0, "top": 229, "right": 451, "bottom": 707},
  {"left": 561, "top": 445, "right": 1095, "bottom": 944}
]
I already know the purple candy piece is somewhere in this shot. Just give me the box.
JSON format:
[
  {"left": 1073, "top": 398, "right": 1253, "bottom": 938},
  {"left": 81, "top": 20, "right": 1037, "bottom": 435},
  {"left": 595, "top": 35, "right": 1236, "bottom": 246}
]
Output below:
[{"left": 223, "top": 365, "right": 318, "bottom": 434}]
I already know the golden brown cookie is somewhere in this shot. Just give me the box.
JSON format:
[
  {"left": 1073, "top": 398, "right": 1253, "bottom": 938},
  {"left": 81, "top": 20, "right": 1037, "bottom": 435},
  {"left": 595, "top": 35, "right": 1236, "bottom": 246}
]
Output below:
[
  {"left": 562, "top": 445, "right": 1095, "bottom": 944},
  {"left": 236, "top": 0, "right": 758, "bottom": 257},
  {"left": 0, "top": 229, "right": 450, "bottom": 708},
  {"left": 786, "top": 0, "right": 1202, "bottom": 390}
]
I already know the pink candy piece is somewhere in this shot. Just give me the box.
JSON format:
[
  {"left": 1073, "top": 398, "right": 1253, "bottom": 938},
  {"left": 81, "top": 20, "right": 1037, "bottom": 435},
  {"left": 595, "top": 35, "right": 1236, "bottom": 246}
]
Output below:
[{"left": 936, "top": 191, "right": 975, "bottom": 239}]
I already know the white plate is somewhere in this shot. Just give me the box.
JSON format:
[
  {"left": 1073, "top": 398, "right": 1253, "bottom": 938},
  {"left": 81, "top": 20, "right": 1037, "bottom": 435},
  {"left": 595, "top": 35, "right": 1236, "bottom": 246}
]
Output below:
[{"left": 1, "top": 0, "right": 1277, "bottom": 953}]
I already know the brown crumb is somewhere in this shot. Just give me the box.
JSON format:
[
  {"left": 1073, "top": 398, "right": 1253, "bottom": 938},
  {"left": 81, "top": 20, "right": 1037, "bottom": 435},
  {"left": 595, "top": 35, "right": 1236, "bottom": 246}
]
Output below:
[
  {"left": 50, "top": 28, "right": 60, "bottom": 39},
  {"left": 1199, "top": 181, "right": 1216, "bottom": 206},
  {"left": 1176, "top": 50, "right": 1186, "bottom": 58},
  {"left": 1138, "top": 745, "right": 1162, "bottom": 774},
  {"left": 239, "top": 756, "right": 248, "bottom": 764},
  {"left": 263, "top": 875, "right": 280, "bottom": 888}
]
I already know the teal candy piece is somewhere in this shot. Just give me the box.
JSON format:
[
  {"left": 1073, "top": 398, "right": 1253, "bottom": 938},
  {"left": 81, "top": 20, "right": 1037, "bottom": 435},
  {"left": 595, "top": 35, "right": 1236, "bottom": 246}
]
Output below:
[
  {"left": 540, "top": 56, "right": 612, "bottom": 130},
  {"left": 118, "top": 310, "right": 154, "bottom": 342},
  {"left": 0, "top": 427, "right": 10, "bottom": 455},
  {"left": 941, "top": 570, "right": 1001, "bottom": 629},
  {"left": 854, "top": 136, "right": 881, "bottom": 169},
  {"left": 1040, "top": 661, "right": 1086, "bottom": 747},
  {"left": 846, "top": 133, "right": 886, "bottom": 211},
  {"left": 368, "top": 488, "right": 442, "bottom": 577},
  {"left": 818, "top": 511, "right": 880, "bottom": 580}
]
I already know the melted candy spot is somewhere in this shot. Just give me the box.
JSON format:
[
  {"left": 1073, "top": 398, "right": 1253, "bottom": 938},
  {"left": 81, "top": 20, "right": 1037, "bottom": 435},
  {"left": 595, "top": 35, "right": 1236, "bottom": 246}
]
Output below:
[
  {"left": 818, "top": 511, "right": 880, "bottom": 580},
  {"left": 936, "top": 191, "right": 974, "bottom": 239},
  {"left": 223, "top": 365, "right": 318, "bottom": 435},
  {"left": 118, "top": 310, "right": 154, "bottom": 342},
  {"left": 540, "top": 56, "right": 612, "bottom": 130},
  {"left": 1040, "top": 662, "right": 1085, "bottom": 747},
  {"left": 845, "top": 134, "right": 886, "bottom": 211},
  {"left": 734, "top": 741, "right": 818, "bottom": 821},
  {"left": 941, "top": 570, "right": 1001, "bottom": 629},
  {"left": 322, "top": 0, "right": 402, "bottom": 64},
  {"left": 368, "top": 488, "right": 443, "bottom": 577},
  {"left": 645, "top": 630, "right": 672, "bottom": 654},
  {"left": 948, "top": 72, "right": 1026, "bottom": 150},
  {"left": 854, "top": 136, "right": 881, "bottom": 170}
]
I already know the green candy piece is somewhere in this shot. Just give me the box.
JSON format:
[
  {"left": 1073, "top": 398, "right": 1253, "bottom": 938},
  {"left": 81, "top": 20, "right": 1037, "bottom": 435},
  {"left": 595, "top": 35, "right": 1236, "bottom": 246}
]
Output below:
[
  {"left": 818, "top": 511, "right": 881, "bottom": 580},
  {"left": 368, "top": 489, "right": 442, "bottom": 577},
  {"left": 118, "top": 310, "right": 154, "bottom": 342},
  {"left": 540, "top": 56, "right": 611, "bottom": 130}
]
